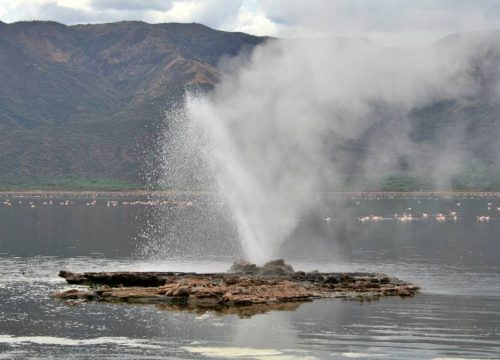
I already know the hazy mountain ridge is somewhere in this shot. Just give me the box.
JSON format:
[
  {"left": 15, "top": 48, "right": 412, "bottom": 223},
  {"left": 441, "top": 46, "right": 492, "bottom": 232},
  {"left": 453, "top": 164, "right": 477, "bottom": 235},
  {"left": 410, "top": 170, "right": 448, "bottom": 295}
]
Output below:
[
  {"left": 0, "top": 21, "right": 265, "bottom": 184},
  {"left": 322, "top": 31, "right": 500, "bottom": 190}
]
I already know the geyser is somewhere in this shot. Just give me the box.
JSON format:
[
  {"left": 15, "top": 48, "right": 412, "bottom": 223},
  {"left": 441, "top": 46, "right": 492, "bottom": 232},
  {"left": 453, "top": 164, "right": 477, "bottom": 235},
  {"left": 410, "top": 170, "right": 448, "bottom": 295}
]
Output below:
[{"left": 156, "top": 34, "right": 493, "bottom": 263}]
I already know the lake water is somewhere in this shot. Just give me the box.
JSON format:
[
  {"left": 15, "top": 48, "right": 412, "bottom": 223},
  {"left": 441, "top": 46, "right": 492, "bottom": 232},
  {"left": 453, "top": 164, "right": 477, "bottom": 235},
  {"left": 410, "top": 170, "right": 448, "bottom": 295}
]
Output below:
[{"left": 0, "top": 194, "right": 499, "bottom": 359}]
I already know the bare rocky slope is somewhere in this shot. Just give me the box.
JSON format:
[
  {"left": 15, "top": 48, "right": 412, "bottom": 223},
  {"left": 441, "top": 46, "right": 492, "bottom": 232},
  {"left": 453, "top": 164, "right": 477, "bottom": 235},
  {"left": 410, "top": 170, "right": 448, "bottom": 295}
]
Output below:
[{"left": 0, "top": 21, "right": 264, "bottom": 186}]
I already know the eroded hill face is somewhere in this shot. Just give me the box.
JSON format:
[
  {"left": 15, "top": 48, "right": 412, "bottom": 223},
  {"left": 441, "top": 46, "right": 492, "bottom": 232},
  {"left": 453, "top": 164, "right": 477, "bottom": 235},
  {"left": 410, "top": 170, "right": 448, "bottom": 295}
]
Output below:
[{"left": 0, "top": 21, "right": 264, "bottom": 184}]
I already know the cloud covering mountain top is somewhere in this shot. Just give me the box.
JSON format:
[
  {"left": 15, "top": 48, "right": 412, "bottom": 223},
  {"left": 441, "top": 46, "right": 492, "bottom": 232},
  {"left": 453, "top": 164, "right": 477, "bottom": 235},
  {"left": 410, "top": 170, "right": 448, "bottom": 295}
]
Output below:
[{"left": 1, "top": 0, "right": 500, "bottom": 45}]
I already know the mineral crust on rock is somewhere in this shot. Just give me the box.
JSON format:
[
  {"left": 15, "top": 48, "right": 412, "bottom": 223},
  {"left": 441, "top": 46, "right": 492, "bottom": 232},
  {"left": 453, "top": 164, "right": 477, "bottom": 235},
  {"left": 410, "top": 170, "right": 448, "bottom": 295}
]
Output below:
[{"left": 53, "top": 260, "right": 419, "bottom": 315}]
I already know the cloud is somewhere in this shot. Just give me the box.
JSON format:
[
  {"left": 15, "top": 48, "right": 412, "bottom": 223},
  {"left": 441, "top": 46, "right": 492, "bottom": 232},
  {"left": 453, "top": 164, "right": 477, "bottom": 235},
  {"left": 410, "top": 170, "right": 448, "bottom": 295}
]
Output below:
[
  {"left": 4, "top": 0, "right": 231, "bottom": 27},
  {"left": 1, "top": 1, "right": 499, "bottom": 45},
  {"left": 149, "top": 0, "right": 242, "bottom": 28},
  {"left": 88, "top": 0, "right": 170, "bottom": 11},
  {"left": 259, "top": 0, "right": 500, "bottom": 33},
  {"left": 223, "top": 7, "right": 278, "bottom": 36},
  {"left": 0, "top": 0, "right": 242, "bottom": 28},
  {"left": 252, "top": 0, "right": 500, "bottom": 45}
]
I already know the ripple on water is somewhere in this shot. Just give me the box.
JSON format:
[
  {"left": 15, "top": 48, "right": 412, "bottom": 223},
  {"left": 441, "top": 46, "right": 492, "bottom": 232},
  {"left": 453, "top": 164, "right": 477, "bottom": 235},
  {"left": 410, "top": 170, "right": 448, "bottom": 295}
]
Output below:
[
  {"left": 0, "top": 255, "right": 499, "bottom": 359},
  {"left": 0, "top": 335, "right": 162, "bottom": 349},
  {"left": 182, "top": 346, "right": 319, "bottom": 359}
]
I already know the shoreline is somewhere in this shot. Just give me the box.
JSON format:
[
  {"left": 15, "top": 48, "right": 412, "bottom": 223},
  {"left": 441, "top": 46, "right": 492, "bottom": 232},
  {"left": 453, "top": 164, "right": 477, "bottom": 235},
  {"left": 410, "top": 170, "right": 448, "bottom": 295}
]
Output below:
[
  {"left": 2, "top": 189, "right": 500, "bottom": 199},
  {"left": 0, "top": 190, "right": 208, "bottom": 199}
]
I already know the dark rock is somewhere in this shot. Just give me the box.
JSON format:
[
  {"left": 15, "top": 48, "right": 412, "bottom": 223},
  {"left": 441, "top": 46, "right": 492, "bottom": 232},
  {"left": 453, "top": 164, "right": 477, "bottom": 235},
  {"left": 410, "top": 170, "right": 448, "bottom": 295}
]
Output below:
[
  {"left": 59, "top": 270, "right": 169, "bottom": 287},
  {"left": 229, "top": 260, "right": 259, "bottom": 274},
  {"left": 340, "top": 273, "right": 355, "bottom": 283},
  {"left": 305, "top": 273, "right": 323, "bottom": 282},
  {"left": 379, "top": 277, "right": 391, "bottom": 284},
  {"left": 264, "top": 259, "right": 285, "bottom": 266},
  {"left": 229, "top": 259, "right": 295, "bottom": 276},
  {"left": 52, "top": 262, "right": 420, "bottom": 315},
  {"left": 325, "top": 275, "right": 341, "bottom": 284},
  {"left": 260, "top": 259, "right": 294, "bottom": 276},
  {"left": 174, "top": 286, "right": 190, "bottom": 297},
  {"left": 292, "top": 271, "right": 306, "bottom": 280},
  {"left": 224, "top": 276, "right": 239, "bottom": 285}
]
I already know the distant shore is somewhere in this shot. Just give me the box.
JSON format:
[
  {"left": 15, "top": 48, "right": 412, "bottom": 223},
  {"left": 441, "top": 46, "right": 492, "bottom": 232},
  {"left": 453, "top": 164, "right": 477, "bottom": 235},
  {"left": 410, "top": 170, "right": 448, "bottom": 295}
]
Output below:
[
  {"left": 2, "top": 190, "right": 500, "bottom": 199},
  {"left": 0, "top": 190, "right": 207, "bottom": 199}
]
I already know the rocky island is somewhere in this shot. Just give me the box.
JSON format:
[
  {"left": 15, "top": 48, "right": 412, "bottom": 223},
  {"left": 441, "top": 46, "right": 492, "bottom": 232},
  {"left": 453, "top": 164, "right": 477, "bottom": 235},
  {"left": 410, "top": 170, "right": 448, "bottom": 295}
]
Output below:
[{"left": 52, "top": 260, "right": 419, "bottom": 315}]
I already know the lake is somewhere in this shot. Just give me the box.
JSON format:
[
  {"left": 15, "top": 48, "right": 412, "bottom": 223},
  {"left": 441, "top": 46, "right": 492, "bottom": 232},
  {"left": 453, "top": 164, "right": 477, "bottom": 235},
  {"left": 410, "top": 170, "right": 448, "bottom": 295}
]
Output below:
[{"left": 0, "top": 193, "right": 499, "bottom": 359}]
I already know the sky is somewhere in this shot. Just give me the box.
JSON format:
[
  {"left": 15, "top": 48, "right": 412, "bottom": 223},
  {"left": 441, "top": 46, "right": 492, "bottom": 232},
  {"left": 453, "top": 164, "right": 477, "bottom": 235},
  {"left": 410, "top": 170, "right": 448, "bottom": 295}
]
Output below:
[{"left": 0, "top": 0, "right": 499, "bottom": 46}]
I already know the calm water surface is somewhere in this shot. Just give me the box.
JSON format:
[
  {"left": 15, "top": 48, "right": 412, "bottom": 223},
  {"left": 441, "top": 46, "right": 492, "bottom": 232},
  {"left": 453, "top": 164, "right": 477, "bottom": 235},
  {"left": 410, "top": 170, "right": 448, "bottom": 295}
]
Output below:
[{"left": 0, "top": 195, "right": 499, "bottom": 359}]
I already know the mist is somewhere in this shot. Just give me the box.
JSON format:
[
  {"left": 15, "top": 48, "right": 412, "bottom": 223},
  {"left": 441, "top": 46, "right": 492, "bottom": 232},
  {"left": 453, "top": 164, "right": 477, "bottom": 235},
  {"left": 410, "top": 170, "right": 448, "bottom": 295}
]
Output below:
[{"left": 159, "top": 32, "right": 500, "bottom": 263}]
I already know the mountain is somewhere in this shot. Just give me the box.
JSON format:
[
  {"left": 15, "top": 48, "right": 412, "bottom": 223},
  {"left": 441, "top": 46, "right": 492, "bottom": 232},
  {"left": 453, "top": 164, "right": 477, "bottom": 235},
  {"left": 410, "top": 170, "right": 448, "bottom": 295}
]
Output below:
[
  {"left": 0, "top": 21, "right": 265, "bottom": 187},
  {"left": 1, "top": 22, "right": 500, "bottom": 190}
]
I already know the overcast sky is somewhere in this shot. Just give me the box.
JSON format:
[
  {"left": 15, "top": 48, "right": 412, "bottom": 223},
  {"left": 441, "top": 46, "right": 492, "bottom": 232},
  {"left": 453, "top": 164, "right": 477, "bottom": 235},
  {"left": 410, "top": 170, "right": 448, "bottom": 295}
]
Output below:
[{"left": 1, "top": 0, "right": 499, "bottom": 45}]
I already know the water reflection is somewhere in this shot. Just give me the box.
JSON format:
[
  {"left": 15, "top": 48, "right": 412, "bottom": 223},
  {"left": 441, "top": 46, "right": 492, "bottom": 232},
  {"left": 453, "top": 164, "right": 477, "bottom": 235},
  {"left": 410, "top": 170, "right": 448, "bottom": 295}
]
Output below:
[{"left": 156, "top": 301, "right": 304, "bottom": 319}]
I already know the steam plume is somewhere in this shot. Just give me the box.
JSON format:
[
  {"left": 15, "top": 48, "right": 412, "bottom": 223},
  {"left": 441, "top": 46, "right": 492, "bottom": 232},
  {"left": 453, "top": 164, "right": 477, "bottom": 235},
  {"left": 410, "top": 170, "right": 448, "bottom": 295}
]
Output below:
[{"left": 163, "top": 33, "right": 498, "bottom": 262}]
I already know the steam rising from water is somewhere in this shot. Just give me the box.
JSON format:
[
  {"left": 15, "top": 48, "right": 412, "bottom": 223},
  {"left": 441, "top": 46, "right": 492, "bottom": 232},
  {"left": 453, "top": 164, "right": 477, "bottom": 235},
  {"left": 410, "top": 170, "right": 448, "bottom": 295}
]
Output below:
[{"left": 158, "top": 34, "right": 498, "bottom": 262}]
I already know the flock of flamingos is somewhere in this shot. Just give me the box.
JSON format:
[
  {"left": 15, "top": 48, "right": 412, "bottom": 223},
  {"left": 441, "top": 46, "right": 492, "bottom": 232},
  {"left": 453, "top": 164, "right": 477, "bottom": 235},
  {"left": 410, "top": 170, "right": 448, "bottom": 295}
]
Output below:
[
  {"left": 355, "top": 210, "right": 497, "bottom": 223},
  {"left": 352, "top": 202, "right": 500, "bottom": 223},
  {"left": 1, "top": 197, "right": 499, "bottom": 223},
  {"left": 1, "top": 199, "right": 193, "bottom": 208}
]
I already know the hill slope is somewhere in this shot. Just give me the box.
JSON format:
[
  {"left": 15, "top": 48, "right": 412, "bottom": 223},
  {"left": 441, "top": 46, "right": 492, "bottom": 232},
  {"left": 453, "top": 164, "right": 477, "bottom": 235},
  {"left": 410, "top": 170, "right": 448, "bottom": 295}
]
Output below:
[{"left": 0, "top": 21, "right": 264, "bottom": 187}]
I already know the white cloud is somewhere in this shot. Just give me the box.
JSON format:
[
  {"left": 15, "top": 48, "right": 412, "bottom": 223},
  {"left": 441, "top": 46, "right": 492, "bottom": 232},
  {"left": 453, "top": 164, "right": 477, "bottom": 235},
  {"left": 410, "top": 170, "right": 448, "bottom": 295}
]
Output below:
[
  {"left": 88, "top": 0, "right": 169, "bottom": 11},
  {"left": 149, "top": 0, "right": 242, "bottom": 27},
  {"left": 162, "top": 1, "right": 198, "bottom": 22},
  {"left": 0, "top": 0, "right": 233, "bottom": 25},
  {"left": 56, "top": 0, "right": 90, "bottom": 11},
  {"left": 253, "top": 0, "right": 500, "bottom": 44},
  {"left": 223, "top": 8, "right": 278, "bottom": 36},
  {"left": 0, "top": 0, "right": 499, "bottom": 45}
]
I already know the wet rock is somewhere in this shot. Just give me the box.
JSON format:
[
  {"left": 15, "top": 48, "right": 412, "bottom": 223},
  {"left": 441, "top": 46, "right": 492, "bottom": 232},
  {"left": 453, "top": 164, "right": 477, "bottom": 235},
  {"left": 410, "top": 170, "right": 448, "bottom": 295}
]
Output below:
[
  {"left": 379, "top": 277, "right": 391, "bottom": 284},
  {"left": 173, "top": 286, "right": 190, "bottom": 297},
  {"left": 229, "top": 260, "right": 259, "bottom": 274},
  {"left": 224, "top": 276, "right": 239, "bottom": 285},
  {"left": 59, "top": 270, "right": 170, "bottom": 287},
  {"left": 292, "top": 271, "right": 306, "bottom": 279},
  {"left": 53, "top": 262, "right": 420, "bottom": 315},
  {"left": 229, "top": 259, "right": 295, "bottom": 276},
  {"left": 51, "top": 289, "right": 95, "bottom": 301},
  {"left": 260, "top": 259, "right": 294, "bottom": 276},
  {"left": 325, "top": 275, "right": 341, "bottom": 284},
  {"left": 305, "top": 272, "right": 323, "bottom": 282}
]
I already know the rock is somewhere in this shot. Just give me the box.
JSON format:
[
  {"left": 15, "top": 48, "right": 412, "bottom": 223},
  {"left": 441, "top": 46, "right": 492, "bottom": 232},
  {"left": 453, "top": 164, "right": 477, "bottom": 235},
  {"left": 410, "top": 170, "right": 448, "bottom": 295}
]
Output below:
[
  {"left": 59, "top": 270, "right": 171, "bottom": 287},
  {"left": 324, "top": 275, "right": 341, "bottom": 284},
  {"left": 292, "top": 271, "right": 306, "bottom": 278},
  {"left": 379, "top": 277, "right": 391, "bottom": 284},
  {"left": 229, "top": 260, "right": 259, "bottom": 274},
  {"left": 52, "top": 263, "right": 420, "bottom": 316},
  {"left": 229, "top": 259, "right": 295, "bottom": 276},
  {"left": 224, "top": 276, "right": 239, "bottom": 285},
  {"left": 260, "top": 259, "right": 294, "bottom": 276},
  {"left": 51, "top": 289, "right": 95, "bottom": 300},
  {"left": 173, "top": 286, "right": 190, "bottom": 297},
  {"left": 305, "top": 272, "right": 323, "bottom": 282}
]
